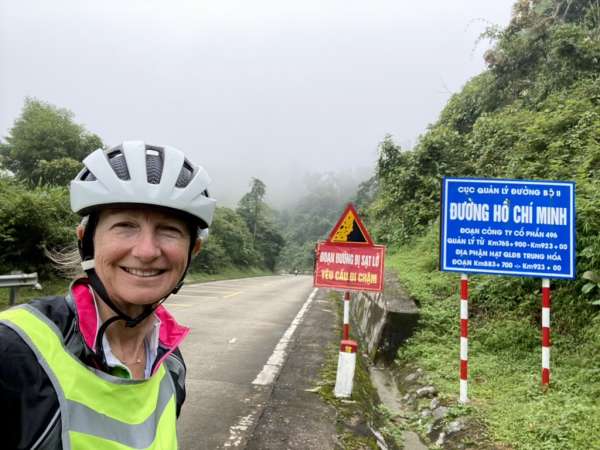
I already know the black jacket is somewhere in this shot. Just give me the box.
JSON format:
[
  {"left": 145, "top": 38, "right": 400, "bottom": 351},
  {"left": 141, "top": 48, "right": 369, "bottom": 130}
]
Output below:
[{"left": 0, "top": 296, "right": 187, "bottom": 449}]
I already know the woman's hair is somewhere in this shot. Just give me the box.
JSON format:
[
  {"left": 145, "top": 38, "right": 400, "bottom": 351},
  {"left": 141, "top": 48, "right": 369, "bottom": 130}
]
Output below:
[{"left": 45, "top": 243, "right": 85, "bottom": 280}]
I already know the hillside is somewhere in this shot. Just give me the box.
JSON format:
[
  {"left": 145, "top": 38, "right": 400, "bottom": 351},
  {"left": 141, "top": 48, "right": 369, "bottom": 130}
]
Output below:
[{"left": 362, "top": 1, "right": 600, "bottom": 448}]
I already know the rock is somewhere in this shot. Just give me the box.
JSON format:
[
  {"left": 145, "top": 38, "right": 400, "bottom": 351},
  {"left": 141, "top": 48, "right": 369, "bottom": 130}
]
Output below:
[
  {"left": 417, "top": 368, "right": 424, "bottom": 374},
  {"left": 420, "top": 408, "right": 432, "bottom": 418},
  {"left": 432, "top": 406, "right": 449, "bottom": 421},
  {"left": 401, "top": 392, "right": 417, "bottom": 407},
  {"left": 426, "top": 422, "right": 434, "bottom": 435},
  {"left": 430, "top": 398, "right": 440, "bottom": 409},
  {"left": 447, "top": 419, "right": 466, "bottom": 434},
  {"left": 415, "top": 386, "right": 437, "bottom": 398},
  {"left": 426, "top": 417, "right": 444, "bottom": 441},
  {"left": 349, "top": 415, "right": 361, "bottom": 426},
  {"left": 404, "top": 372, "right": 420, "bottom": 383},
  {"left": 435, "top": 432, "right": 446, "bottom": 446}
]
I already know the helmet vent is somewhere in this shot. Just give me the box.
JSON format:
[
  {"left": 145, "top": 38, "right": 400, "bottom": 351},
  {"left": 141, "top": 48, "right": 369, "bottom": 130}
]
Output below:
[
  {"left": 145, "top": 147, "right": 164, "bottom": 184},
  {"left": 107, "top": 149, "right": 131, "bottom": 180},
  {"left": 175, "top": 160, "right": 195, "bottom": 188},
  {"left": 80, "top": 169, "right": 96, "bottom": 181}
]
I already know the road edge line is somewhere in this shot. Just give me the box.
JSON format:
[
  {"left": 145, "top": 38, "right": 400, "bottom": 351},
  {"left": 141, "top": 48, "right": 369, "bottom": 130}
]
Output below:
[{"left": 251, "top": 288, "right": 318, "bottom": 385}]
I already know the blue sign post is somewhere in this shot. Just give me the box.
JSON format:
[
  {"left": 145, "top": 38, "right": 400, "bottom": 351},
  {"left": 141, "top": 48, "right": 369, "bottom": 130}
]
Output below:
[
  {"left": 439, "top": 177, "right": 576, "bottom": 400},
  {"left": 440, "top": 178, "right": 576, "bottom": 279}
]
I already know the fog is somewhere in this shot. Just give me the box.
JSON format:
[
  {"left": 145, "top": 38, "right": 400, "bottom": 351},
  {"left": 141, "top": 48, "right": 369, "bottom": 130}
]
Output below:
[{"left": 0, "top": 0, "right": 515, "bottom": 208}]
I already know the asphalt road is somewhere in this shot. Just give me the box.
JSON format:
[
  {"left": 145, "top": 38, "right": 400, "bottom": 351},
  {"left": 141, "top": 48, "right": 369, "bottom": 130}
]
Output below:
[{"left": 168, "top": 275, "right": 315, "bottom": 450}]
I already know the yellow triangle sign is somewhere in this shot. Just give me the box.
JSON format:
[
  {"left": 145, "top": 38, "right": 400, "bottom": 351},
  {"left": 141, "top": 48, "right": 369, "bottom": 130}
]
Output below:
[{"left": 327, "top": 204, "right": 373, "bottom": 245}]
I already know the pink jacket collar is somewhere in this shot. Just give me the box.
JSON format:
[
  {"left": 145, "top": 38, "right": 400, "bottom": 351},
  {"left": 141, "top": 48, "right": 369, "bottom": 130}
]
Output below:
[{"left": 70, "top": 280, "right": 190, "bottom": 372}]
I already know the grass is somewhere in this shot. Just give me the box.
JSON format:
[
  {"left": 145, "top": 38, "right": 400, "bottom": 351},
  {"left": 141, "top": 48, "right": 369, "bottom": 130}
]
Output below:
[
  {"left": 0, "top": 266, "right": 275, "bottom": 311},
  {"left": 389, "top": 229, "right": 600, "bottom": 449}
]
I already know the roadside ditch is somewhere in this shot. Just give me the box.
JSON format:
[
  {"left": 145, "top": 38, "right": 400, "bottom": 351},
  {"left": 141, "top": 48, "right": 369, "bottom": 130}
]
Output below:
[{"left": 321, "top": 270, "right": 498, "bottom": 449}]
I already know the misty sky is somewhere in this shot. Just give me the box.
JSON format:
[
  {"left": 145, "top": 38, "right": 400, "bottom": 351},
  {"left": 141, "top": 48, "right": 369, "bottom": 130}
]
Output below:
[{"left": 0, "top": 0, "right": 515, "bottom": 207}]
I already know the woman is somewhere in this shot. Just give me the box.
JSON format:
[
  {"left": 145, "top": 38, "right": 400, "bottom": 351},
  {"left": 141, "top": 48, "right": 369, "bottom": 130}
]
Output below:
[{"left": 0, "top": 141, "right": 216, "bottom": 449}]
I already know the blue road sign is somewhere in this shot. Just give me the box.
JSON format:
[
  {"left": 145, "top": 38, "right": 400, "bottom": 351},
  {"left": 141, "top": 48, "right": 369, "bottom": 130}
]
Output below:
[{"left": 440, "top": 178, "right": 576, "bottom": 279}]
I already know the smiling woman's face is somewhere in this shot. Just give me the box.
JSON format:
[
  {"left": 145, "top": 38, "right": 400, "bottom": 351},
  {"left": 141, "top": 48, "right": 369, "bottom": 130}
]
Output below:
[{"left": 91, "top": 207, "right": 192, "bottom": 308}]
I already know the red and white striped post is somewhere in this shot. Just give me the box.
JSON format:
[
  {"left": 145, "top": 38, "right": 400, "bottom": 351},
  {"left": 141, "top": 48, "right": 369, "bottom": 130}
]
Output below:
[
  {"left": 335, "top": 292, "right": 358, "bottom": 398},
  {"left": 459, "top": 273, "right": 469, "bottom": 403},
  {"left": 541, "top": 278, "right": 551, "bottom": 387},
  {"left": 343, "top": 291, "right": 351, "bottom": 340}
]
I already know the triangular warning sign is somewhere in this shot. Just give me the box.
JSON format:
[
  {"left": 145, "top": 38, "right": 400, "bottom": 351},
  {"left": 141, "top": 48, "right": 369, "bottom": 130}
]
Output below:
[{"left": 327, "top": 203, "right": 374, "bottom": 245}]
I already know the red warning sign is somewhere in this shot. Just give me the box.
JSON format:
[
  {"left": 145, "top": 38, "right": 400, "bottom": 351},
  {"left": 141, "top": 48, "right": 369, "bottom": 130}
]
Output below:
[{"left": 314, "top": 204, "right": 385, "bottom": 292}]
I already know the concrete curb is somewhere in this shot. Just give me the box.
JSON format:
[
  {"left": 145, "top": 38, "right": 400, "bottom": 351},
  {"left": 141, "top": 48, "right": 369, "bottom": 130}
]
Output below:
[{"left": 350, "top": 269, "right": 420, "bottom": 362}]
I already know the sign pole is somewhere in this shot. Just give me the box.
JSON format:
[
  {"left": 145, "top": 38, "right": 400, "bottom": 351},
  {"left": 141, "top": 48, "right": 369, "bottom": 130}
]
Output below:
[
  {"left": 313, "top": 203, "right": 386, "bottom": 399},
  {"left": 460, "top": 273, "right": 469, "bottom": 404},
  {"left": 343, "top": 291, "right": 350, "bottom": 340},
  {"left": 541, "top": 278, "right": 551, "bottom": 388}
]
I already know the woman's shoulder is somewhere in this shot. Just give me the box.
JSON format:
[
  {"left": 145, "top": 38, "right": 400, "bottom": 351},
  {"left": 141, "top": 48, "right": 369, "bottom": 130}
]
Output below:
[
  {"left": 0, "top": 295, "right": 78, "bottom": 363},
  {"left": 0, "top": 295, "right": 80, "bottom": 403},
  {"left": 28, "top": 295, "right": 77, "bottom": 335},
  {"left": 0, "top": 302, "right": 64, "bottom": 449},
  {"left": 0, "top": 320, "right": 44, "bottom": 381}
]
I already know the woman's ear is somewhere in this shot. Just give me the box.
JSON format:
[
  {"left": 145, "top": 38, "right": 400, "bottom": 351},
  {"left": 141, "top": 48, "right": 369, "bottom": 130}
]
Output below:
[
  {"left": 76, "top": 224, "right": 85, "bottom": 241},
  {"left": 192, "top": 239, "right": 202, "bottom": 257}
]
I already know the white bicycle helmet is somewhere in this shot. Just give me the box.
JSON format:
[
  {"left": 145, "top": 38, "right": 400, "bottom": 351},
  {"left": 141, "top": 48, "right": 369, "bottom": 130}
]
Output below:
[
  {"left": 71, "top": 140, "right": 216, "bottom": 231},
  {"left": 68, "top": 141, "right": 217, "bottom": 359}
]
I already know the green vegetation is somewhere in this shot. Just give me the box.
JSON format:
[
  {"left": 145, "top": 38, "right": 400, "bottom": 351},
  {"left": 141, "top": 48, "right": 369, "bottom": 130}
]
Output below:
[
  {"left": 237, "top": 178, "right": 285, "bottom": 271},
  {"left": 388, "top": 230, "right": 600, "bottom": 449},
  {"left": 0, "top": 98, "right": 102, "bottom": 186},
  {"left": 0, "top": 177, "right": 78, "bottom": 277},
  {"left": 277, "top": 172, "right": 360, "bottom": 272},
  {"left": 352, "top": 1, "right": 600, "bottom": 448}
]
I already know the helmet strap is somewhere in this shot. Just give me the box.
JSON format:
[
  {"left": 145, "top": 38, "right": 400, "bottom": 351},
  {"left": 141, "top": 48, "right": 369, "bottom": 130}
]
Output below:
[{"left": 169, "top": 224, "right": 201, "bottom": 295}]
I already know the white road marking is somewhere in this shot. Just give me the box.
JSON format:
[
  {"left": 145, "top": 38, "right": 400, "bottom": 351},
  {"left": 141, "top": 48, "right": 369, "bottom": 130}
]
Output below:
[
  {"left": 223, "top": 410, "right": 261, "bottom": 448},
  {"left": 252, "top": 288, "right": 318, "bottom": 386}
]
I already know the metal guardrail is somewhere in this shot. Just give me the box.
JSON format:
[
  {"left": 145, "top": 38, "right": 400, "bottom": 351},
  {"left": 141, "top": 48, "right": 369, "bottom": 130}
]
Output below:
[{"left": 0, "top": 272, "right": 42, "bottom": 306}]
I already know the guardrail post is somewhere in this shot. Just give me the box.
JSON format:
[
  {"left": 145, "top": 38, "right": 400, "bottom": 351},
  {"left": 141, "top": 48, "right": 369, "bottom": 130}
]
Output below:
[
  {"left": 9, "top": 287, "right": 17, "bottom": 306},
  {"left": 9, "top": 270, "right": 21, "bottom": 306}
]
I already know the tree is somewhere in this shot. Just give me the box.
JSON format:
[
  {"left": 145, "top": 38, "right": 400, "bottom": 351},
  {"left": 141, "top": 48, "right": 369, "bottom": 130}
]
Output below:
[
  {"left": 0, "top": 178, "right": 77, "bottom": 277},
  {"left": 276, "top": 171, "right": 361, "bottom": 271},
  {"left": 237, "top": 177, "right": 266, "bottom": 243},
  {"left": 31, "top": 158, "right": 84, "bottom": 186},
  {"left": 0, "top": 98, "right": 103, "bottom": 185},
  {"left": 237, "top": 178, "right": 285, "bottom": 270}
]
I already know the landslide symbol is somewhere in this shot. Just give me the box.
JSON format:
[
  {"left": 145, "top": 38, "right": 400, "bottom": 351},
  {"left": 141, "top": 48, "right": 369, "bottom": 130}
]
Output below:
[{"left": 331, "top": 211, "right": 367, "bottom": 243}]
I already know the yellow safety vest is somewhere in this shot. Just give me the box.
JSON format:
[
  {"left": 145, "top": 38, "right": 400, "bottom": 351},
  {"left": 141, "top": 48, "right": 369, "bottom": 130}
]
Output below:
[{"left": 0, "top": 305, "right": 178, "bottom": 450}]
